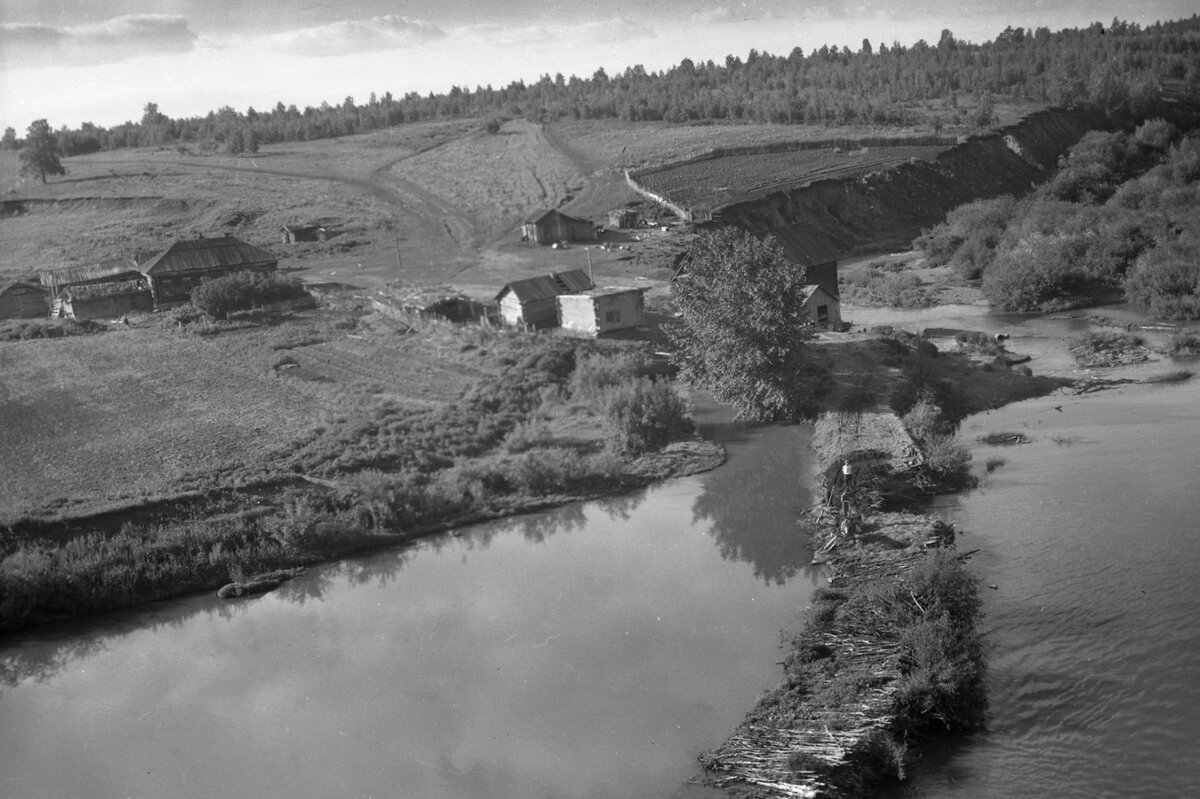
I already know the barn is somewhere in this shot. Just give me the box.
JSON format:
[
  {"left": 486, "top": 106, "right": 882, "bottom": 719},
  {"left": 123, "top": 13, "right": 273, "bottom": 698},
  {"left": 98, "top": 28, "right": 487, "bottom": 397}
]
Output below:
[
  {"left": 137, "top": 235, "right": 278, "bottom": 306},
  {"left": 495, "top": 269, "right": 594, "bottom": 328},
  {"left": 280, "top": 224, "right": 327, "bottom": 243},
  {"left": 59, "top": 280, "right": 154, "bottom": 320},
  {"left": 800, "top": 284, "right": 842, "bottom": 328},
  {"left": 557, "top": 287, "right": 646, "bottom": 337},
  {"left": 0, "top": 281, "right": 48, "bottom": 319},
  {"left": 522, "top": 209, "right": 598, "bottom": 245}
]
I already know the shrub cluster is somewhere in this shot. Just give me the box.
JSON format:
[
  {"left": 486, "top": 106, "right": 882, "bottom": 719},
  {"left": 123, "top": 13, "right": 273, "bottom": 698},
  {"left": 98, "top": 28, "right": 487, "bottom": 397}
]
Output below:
[
  {"left": 915, "top": 121, "right": 1200, "bottom": 316},
  {"left": 191, "top": 271, "right": 309, "bottom": 318}
]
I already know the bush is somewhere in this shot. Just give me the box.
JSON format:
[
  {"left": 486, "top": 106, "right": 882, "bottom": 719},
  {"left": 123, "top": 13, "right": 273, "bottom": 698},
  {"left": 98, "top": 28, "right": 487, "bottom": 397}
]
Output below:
[
  {"left": 191, "top": 271, "right": 309, "bottom": 318},
  {"left": 601, "top": 377, "right": 691, "bottom": 456}
]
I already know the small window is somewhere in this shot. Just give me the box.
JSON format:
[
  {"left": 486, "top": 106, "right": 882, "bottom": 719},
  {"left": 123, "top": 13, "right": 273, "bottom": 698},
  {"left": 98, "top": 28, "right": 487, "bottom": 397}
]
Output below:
[{"left": 604, "top": 309, "right": 621, "bottom": 323}]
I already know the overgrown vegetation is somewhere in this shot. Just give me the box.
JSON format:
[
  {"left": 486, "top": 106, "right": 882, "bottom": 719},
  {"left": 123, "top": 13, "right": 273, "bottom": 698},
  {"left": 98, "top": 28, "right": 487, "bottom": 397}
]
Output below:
[
  {"left": 840, "top": 262, "right": 935, "bottom": 308},
  {"left": 0, "top": 335, "right": 696, "bottom": 633},
  {"left": 191, "top": 271, "right": 311, "bottom": 318},
  {"left": 915, "top": 119, "right": 1200, "bottom": 316}
]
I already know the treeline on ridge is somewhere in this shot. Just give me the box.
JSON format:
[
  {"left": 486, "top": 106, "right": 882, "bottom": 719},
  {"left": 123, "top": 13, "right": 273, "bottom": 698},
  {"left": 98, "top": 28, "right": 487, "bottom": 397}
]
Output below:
[
  {"left": 915, "top": 118, "right": 1200, "bottom": 318},
  {"left": 3, "top": 16, "right": 1198, "bottom": 156}
]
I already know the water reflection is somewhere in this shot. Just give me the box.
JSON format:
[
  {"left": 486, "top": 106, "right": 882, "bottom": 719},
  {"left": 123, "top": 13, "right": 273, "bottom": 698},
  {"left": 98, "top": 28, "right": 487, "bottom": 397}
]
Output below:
[{"left": 690, "top": 422, "right": 820, "bottom": 585}]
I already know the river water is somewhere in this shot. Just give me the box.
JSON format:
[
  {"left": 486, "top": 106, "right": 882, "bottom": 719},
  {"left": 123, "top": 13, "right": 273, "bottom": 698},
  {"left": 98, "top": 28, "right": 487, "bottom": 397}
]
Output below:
[
  {"left": 0, "top": 405, "right": 822, "bottom": 799},
  {"left": 856, "top": 304, "right": 1200, "bottom": 798},
  {"left": 4, "top": 311, "right": 1199, "bottom": 799}
]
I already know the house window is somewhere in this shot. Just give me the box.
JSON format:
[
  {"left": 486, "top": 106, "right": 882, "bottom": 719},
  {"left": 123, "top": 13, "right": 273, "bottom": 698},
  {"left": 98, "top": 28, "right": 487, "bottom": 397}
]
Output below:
[
  {"left": 817, "top": 304, "right": 829, "bottom": 323},
  {"left": 604, "top": 309, "right": 621, "bottom": 323}
]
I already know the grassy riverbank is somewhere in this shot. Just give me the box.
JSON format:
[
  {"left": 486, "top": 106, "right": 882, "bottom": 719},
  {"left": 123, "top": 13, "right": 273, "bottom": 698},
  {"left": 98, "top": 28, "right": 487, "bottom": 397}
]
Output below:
[{"left": 0, "top": 307, "right": 714, "bottom": 633}]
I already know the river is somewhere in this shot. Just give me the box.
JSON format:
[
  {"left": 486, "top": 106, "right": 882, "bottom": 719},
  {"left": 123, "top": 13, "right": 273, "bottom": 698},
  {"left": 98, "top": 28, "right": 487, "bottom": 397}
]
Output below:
[
  {"left": 0, "top": 402, "right": 822, "bottom": 799},
  {"left": 4, "top": 312, "right": 1198, "bottom": 798},
  {"left": 857, "top": 304, "right": 1200, "bottom": 797}
]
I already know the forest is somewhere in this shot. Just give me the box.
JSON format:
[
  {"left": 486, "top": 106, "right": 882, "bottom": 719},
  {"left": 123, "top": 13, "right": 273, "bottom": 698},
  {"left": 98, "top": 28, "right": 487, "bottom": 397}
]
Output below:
[
  {"left": 2, "top": 15, "right": 1198, "bottom": 156},
  {"left": 914, "top": 119, "right": 1200, "bottom": 318}
]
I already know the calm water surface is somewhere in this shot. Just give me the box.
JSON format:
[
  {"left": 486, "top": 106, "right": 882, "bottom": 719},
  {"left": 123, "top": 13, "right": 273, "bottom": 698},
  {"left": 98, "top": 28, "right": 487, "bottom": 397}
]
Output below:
[{"left": 0, "top": 405, "right": 822, "bottom": 799}]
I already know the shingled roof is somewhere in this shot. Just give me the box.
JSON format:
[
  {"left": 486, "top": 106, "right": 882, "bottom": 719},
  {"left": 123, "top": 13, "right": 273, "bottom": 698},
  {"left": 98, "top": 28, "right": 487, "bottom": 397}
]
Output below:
[
  {"left": 138, "top": 236, "right": 276, "bottom": 276},
  {"left": 495, "top": 269, "right": 594, "bottom": 303}
]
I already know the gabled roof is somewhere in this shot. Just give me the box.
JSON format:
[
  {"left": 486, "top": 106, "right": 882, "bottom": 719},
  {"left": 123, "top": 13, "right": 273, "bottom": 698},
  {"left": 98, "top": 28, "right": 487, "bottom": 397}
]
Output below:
[
  {"left": 138, "top": 236, "right": 276, "bottom": 276},
  {"left": 799, "top": 284, "right": 837, "bottom": 303},
  {"left": 523, "top": 208, "right": 590, "bottom": 226},
  {"left": 39, "top": 258, "right": 139, "bottom": 288},
  {"left": 496, "top": 269, "right": 594, "bottom": 303}
]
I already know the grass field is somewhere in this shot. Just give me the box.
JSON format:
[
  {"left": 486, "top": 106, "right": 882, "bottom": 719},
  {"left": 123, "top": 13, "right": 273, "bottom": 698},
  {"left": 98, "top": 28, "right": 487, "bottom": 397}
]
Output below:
[{"left": 0, "top": 323, "right": 322, "bottom": 521}]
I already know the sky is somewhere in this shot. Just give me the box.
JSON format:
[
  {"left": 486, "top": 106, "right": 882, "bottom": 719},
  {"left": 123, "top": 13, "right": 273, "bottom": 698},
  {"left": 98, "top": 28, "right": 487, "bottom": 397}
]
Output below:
[{"left": 0, "top": 0, "right": 1195, "bottom": 130}]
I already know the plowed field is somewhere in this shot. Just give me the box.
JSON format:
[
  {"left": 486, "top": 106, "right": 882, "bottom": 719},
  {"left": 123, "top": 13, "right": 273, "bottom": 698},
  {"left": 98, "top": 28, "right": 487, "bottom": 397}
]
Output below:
[{"left": 636, "top": 145, "right": 949, "bottom": 211}]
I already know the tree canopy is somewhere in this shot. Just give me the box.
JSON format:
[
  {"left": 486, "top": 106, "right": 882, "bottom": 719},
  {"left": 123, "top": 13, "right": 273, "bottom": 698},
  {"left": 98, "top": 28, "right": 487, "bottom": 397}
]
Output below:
[
  {"left": 668, "top": 227, "right": 826, "bottom": 421},
  {"left": 18, "top": 119, "right": 66, "bottom": 184}
]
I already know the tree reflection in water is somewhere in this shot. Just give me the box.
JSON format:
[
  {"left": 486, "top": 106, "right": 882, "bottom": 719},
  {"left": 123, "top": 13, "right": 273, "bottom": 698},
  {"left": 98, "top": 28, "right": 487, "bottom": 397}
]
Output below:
[{"left": 691, "top": 422, "right": 821, "bottom": 585}]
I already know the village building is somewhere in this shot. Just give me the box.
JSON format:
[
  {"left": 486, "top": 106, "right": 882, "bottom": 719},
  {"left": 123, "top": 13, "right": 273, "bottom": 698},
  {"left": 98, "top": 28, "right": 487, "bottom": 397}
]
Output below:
[
  {"left": 494, "top": 269, "right": 594, "bottom": 328},
  {"left": 799, "top": 283, "right": 842, "bottom": 328},
  {"left": 280, "top": 224, "right": 327, "bottom": 244},
  {"left": 0, "top": 280, "right": 49, "bottom": 319},
  {"left": 607, "top": 209, "right": 639, "bottom": 229},
  {"left": 557, "top": 287, "right": 646, "bottom": 337},
  {"left": 58, "top": 279, "right": 153, "bottom": 320},
  {"left": 521, "top": 209, "right": 598, "bottom": 245},
  {"left": 39, "top": 258, "right": 142, "bottom": 300},
  {"left": 136, "top": 235, "right": 278, "bottom": 306}
]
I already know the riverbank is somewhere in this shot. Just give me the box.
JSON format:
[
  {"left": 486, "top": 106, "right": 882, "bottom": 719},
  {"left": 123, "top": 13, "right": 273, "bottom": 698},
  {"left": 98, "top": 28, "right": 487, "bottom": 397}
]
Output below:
[{"left": 696, "top": 410, "right": 985, "bottom": 797}]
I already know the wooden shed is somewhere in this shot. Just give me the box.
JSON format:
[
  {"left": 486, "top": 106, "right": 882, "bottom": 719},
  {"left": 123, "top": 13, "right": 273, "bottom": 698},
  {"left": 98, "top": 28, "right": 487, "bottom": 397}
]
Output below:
[
  {"left": 137, "top": 235, "right": 278, "bottom": 306},
  {"left": 608, "top": 209, "right": 639, "bottom": 229},
  {"left": 557, "top": 287, "right": 645, "bottom": 336},
  {"left": 522, "top": 209, "right": 598, "bottom": 245},
  {"left": 60, "top": 279, "right": 153, "bottom": 320},
  {"left": 495, "top": 269, "right": 594, "bottom": 328},
  {"left": 39, "top": 258, "right": 142, "bottom": 299},
  {"left": 281, "top": 224, "right": 327, "bottom": 243},
  {"left": 0, "top": 281, "right": 48, "bottom": 319},
  {"left": 800, "top": 284, "right": 842, "bottom": 328}
]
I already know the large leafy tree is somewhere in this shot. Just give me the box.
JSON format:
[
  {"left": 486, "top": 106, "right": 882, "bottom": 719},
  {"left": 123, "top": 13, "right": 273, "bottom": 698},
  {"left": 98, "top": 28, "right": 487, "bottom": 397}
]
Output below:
[
  {"left": 668, "top": 227, "right": 825, "bottom": 421},
  {"left": 19, "top": 119, "right": 66, "bottom": 184}
]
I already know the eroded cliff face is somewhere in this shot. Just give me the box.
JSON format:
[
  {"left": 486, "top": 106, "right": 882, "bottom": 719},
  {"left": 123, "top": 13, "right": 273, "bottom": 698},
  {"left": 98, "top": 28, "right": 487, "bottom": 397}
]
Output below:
[{"left": 717, "top": 107, "right": 1111, "bottom": 259}]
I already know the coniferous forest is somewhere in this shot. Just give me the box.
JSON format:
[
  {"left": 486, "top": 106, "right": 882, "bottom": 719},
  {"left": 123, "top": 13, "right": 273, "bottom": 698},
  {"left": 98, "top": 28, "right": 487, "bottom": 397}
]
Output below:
[{"left": 4, "top": 16, "right": 1198, "bottom": 156}]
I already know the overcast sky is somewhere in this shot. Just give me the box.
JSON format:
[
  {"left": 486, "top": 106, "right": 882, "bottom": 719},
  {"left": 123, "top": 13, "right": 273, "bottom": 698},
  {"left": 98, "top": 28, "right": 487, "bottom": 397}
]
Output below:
[{"left": 0, "top": 1, "right": 1194, "bottom": 130}]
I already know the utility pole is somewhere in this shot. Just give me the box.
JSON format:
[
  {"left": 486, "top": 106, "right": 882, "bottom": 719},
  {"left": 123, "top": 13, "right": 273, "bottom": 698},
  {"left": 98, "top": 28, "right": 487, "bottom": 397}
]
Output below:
[{"left": 585, "top": 246, "right": 593, "bottom": 284}]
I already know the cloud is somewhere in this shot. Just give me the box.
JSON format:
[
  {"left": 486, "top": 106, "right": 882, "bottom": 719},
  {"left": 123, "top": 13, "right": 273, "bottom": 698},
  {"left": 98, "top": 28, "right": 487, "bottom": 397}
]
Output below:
[
  {"left": 0, "top": 14, "right": 199, "bottom": 68},
  {"left": 262, "top": 15, "right": 446, "bottom": 57}
]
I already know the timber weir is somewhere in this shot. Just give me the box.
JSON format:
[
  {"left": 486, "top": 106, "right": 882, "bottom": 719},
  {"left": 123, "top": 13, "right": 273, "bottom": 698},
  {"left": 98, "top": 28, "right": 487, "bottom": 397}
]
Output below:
[{"left": 697, "top": 412, "right": 985, "bottom": 798}]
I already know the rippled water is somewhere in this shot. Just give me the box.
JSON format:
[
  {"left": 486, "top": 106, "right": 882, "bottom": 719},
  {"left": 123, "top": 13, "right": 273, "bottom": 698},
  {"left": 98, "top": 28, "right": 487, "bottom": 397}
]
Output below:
[
  {"left": 0, "top": 406, "right": 822, "bottom": 799},
  {"left": 890, "top": 358, "right": 1200, "bottom": 797}
]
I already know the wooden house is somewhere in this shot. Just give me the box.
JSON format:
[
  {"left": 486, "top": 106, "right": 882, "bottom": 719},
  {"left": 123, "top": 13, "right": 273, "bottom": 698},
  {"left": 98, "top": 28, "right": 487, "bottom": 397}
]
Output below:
[
  {"left": 495, "top": 269, "right": 594, "bottom": 328},
  {"left": 607, "top": 209, "right": 639, "bottom": 229},
  {"left": 522, "top": 209, "right": 597, "bottom": 245},
  {"left": 39, "top": 258, "right": 142, "bottom": 300},
  {"left": 137, "top": 235, "right": 277, "bottom": 305},
  {"left": 799, "top": 284, "right": 842, "bottom": 328},
  {"left": 59, "top": 279, "right": 153, "bottom": 320},
  {"left": 0, "top": 280, "right": 48, "bottom": 319},
  {"left": 281, "top": 224, "right": 327, "bottom": 243},
  {"left": 557, "top": 287, "right": 645, "bottom": 336}
]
